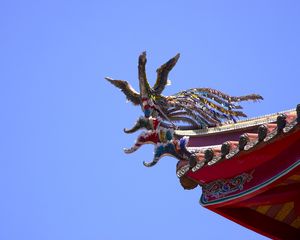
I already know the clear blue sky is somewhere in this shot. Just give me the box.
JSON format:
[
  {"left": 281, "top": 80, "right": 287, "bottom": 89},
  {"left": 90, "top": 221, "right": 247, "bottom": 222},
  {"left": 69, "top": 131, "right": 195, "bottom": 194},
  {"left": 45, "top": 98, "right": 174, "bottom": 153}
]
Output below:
[{"left": 1, "top": 1, "right": 299, "bottom": 239}]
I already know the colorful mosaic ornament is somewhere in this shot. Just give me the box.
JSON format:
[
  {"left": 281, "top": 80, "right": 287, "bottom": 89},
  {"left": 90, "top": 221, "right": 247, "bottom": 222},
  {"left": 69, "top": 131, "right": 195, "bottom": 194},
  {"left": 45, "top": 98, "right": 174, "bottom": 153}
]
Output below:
[
  {"left": 202, "top": 171, "right": 254, "bottom": 203},
  {"left": 123, "top": 116, "right": 196, "bottom": 167}
]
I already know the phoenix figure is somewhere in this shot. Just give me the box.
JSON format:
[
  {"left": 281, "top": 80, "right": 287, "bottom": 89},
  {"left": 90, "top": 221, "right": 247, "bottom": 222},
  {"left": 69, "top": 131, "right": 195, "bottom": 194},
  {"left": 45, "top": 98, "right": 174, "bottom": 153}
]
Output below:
[{"left": 105, "top": 52, "right": 263, "bottom": 130}]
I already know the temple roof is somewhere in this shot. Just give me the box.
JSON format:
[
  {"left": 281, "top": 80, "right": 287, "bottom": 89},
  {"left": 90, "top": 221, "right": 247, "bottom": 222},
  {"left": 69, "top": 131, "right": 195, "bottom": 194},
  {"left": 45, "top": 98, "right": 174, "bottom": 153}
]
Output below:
[
  {"left": 176, "top": 104, "right": 300, "bottom": 239},
  {"left": 177, "top": 104, "right": 300, "bottom": 187},
  {"left": 107, "top": 52, "right": 300, "bottom": 239}
]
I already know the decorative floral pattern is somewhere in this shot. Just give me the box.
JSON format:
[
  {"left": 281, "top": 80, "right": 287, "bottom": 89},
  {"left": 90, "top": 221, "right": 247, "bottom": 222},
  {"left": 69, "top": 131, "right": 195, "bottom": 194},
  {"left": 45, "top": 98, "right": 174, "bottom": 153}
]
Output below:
[{"left": 202, "top": 171, "right": 254, "bottom": 202}]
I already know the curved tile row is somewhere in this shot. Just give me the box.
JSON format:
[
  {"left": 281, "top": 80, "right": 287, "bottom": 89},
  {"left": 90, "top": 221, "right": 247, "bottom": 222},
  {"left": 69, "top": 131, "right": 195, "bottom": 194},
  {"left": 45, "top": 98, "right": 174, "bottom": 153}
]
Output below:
[{"left": 177, "top": 104, "right": 300, "bottom": 179}]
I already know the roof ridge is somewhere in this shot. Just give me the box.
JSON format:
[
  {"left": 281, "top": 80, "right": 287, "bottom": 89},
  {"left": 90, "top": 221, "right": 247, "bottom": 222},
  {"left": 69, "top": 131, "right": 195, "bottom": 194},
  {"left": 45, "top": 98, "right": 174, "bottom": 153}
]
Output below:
[{"left": 175, "top": 108, "right": 296, "bottom": 136}]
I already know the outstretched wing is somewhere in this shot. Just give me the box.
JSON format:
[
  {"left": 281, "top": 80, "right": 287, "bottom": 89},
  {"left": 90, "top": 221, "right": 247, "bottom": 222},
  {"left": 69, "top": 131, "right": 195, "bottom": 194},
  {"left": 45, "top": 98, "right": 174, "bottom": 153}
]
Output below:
[
  {"left": 105, "top": 77, "right": 140, "bottom": 105},
  {"left": 138, "top": 52, "right": 151, "bottom": 97},
  {"left": 165, "top": 88, "right": 263, "bottom": 128},
  {"left": 153, "top": 53, "right": 180, "bottom": 95}
]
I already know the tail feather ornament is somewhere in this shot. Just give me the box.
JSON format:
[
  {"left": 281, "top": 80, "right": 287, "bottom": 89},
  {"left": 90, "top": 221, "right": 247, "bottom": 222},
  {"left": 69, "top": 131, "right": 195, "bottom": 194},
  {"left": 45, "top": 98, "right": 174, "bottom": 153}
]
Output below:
[{"left": 106, "top": 52, "right": 263, "bottom": 167}]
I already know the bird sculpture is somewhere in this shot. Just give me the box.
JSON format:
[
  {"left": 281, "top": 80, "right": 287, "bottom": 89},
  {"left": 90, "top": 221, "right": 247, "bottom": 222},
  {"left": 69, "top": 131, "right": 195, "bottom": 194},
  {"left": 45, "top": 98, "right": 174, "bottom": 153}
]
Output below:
[{"left": 105, "top": 52, "right": 263, "bottom": 130}]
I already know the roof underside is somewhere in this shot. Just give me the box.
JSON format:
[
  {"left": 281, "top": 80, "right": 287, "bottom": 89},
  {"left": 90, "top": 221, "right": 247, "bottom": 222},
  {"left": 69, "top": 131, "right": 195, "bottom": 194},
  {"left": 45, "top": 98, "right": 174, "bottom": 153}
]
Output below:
[{"left": 213, "top": 169, "right": 300, "bottom": 240}]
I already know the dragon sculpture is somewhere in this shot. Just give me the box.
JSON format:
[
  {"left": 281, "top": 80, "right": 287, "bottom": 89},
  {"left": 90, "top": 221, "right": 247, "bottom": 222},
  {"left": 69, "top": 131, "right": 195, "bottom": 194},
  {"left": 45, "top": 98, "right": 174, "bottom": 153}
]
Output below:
[{"left": 105, "top": 52, "right": 263, "bottom": 167}]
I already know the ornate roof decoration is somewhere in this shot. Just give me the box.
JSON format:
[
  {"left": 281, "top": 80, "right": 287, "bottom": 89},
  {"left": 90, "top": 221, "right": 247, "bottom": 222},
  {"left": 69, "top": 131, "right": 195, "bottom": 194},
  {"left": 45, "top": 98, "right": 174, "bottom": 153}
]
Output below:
[
  {"left": 106, "top": 52, "right": 263, "bottom": 130},
  {"left": 106, "top": 52, "right": 263, "bottom": 167}
]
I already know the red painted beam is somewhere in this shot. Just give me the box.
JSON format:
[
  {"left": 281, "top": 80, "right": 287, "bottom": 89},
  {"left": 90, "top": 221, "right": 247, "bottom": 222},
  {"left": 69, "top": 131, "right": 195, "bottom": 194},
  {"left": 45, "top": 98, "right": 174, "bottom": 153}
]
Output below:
[{"left": 231, "top": 183, "right": 300, "bottom": 208}]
